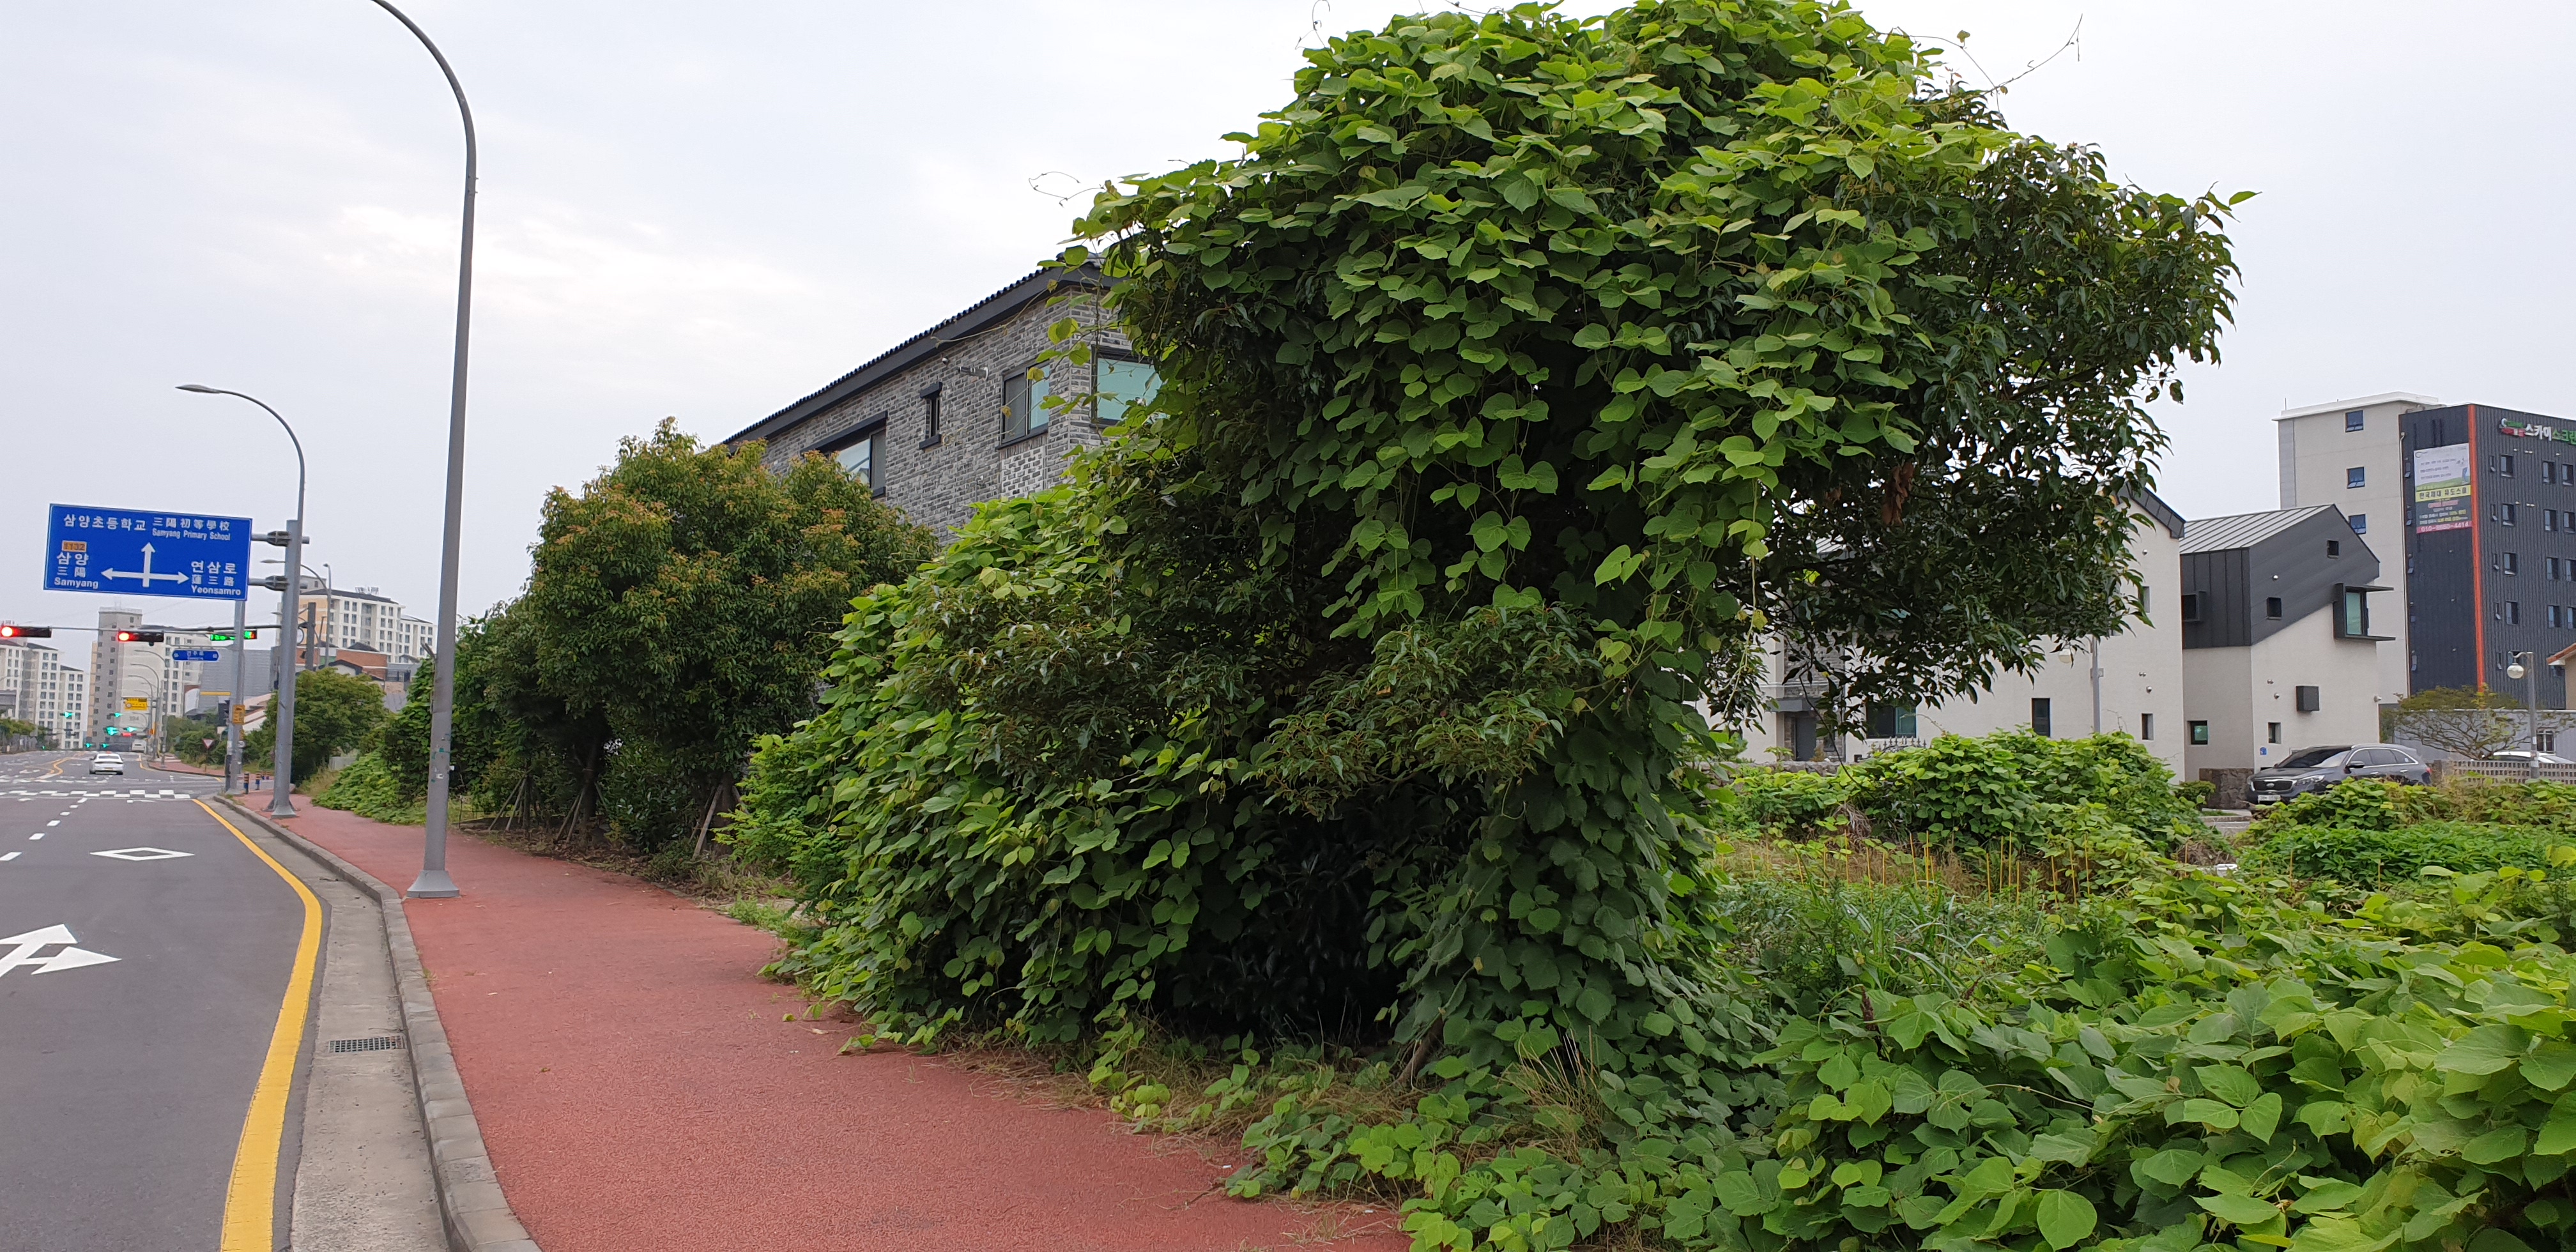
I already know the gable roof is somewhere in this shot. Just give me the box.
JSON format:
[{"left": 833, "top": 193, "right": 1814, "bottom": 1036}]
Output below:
[
  {"left": 725, "top": 264, "right": 1110, "bottom": 449},
  {"left": 2181, "top": 505, "right": 2343, "bottom": 555}
]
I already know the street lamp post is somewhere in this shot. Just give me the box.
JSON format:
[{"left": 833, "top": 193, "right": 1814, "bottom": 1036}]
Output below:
[
  {"left": 177, "top": 385, "right": 305, "bottom": 815},
  {"left": 365, "top": 0, "right": 474, "bottom": 899},
  {"left": 2510, "top": 652, "right": 2540, "bottom": 782}
]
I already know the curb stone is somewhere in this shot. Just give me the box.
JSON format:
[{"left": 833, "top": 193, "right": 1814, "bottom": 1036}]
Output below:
[{"left": 222, "top": 796, "right": 542, "bottom": 1252}]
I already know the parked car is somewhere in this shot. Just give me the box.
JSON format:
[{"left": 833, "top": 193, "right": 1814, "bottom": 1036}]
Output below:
[
  {"left": 2248, "top": 744, "right": 2428, "bottom": 804},
  {"left": 88, "top": 753, "right": 123, "bottom": 775},
  {"left": 2489, "top": 749, "right": 2575, "bottom": 765}
]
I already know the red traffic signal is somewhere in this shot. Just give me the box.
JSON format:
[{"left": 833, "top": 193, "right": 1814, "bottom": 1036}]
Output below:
[
  {"left": 0, "top": 624, "right": 50, "bottom": 639},
  {"left": 114, "top": 630, "right": 167, "bottom": 644}
]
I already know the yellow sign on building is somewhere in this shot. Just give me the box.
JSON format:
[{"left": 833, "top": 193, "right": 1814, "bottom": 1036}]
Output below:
[{"left": 123, "top": 697, "right": 148, "bottom": 712}]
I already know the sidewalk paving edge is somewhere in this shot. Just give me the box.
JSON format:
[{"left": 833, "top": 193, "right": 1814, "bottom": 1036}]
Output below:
[{"left": 222, "top": 795, "right": 543, "bottom": 1252}]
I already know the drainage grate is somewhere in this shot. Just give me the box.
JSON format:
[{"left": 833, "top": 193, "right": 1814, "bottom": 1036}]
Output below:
[{"left": 328, "top": 1036, "right": 404, "bottom": 1054}]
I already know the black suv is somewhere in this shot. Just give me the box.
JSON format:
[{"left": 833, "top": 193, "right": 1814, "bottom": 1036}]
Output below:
[{"left": 2248, "top": 744, "right": 2429, "bottom": 805}]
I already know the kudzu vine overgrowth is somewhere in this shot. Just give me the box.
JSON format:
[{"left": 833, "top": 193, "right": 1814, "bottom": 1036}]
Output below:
[{"left": 701, "top": 3, "right": 2517, "bottom": 1248}]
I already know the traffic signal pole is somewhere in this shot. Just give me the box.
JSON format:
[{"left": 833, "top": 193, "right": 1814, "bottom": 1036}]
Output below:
[{"left": 226, "top": 597, "right": 245, "bottom": 793}]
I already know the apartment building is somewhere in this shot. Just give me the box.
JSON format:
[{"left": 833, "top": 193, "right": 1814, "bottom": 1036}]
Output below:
[
  {"left": 2275, "top": 392, "right": 2441, "bottom": 705},
  {"left": 0, "top": 639, "right": 88, "bottom": 747},
  {"left": 725, "top": 264, "right": 1160, "bottom": 537}
]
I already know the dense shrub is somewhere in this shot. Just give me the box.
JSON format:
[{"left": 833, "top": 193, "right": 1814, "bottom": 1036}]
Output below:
[
  {"left": 1849, "top": 731, "right": 2203, "bottom": 853},
  {"left": 312, "top": 752, "right": 426, "bottom": 826},
  {"left": 2248, "top": 820, "right": 2559, "bottom": 884}
]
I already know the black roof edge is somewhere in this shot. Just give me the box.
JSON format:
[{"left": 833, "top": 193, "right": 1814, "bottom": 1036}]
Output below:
[
  {"left": 725, "top": 263, "right": 1110, "bottom": 449},
  {"left": 2123, "top": 485, "right": 2187, "bottom": 540}
]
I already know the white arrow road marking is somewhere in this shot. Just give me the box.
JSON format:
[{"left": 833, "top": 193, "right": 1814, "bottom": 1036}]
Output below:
[
  {"left": 0, "top": 925, "right": 119, "bottom": 977},
  {"left": 99, "top": 542, "right": 189, "bottom": 587},
  {"left": 92, "top": 848, "right": 191, "bottom": 862}
]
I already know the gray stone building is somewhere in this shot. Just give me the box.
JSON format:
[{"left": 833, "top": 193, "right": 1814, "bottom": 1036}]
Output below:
[{"left": 725, "top": 264, "right": 1160, "bottom": 537}]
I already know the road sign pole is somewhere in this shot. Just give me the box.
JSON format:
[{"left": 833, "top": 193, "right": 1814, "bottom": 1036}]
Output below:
[
  {"left": 226, "top": 598, "right": 246, "bottom": 793},
  {"left": 270, "top": 517, "right": 303, "bottom": 816}
]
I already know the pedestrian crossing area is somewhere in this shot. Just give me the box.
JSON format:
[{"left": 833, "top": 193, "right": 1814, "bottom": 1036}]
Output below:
[{"left": 5, "top": 788, "right": 212, "bottom": 804}]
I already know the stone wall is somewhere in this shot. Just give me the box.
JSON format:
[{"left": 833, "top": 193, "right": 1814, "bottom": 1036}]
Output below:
[{"left": 750, "top": 280, "right": 1132, "bottom": 539}]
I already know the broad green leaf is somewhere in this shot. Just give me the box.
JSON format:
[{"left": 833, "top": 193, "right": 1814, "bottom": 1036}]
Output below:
[
  {"left": 2242, "top": 1091, "right": 2284, "bottom": 1143},
  {"left": 2135, "top": 1149, "right": 2204, "bottom": 1187},
  {"left": 2535, "top": 1111, "right": 2576, "bottom": 1156},
  {"left": 2292, "top": 1180, "right": 2368, "bottom": 1214},
  {"left": 2196, "top": 1064, "right": 2261, "bottom": 1107},
  {"left": 2167, "top": 1099, "right": 2241, "bottom": 1131},
  {"left": 2524, "top": 1040, "right": 2576, "bottom": 1090},
  {"left": 2462, "top": 1125, "right": 2528, "bottom": 1164},
  {"left": 2434, "top": 1023, "right": 2528, "bottom": 1076},
  {"left": 2196, "top": 1192, "right": 2281, "bottom": 1225},
  {"left": 2035, "top": 1190, "right": 2097, "bottom": 1250}
]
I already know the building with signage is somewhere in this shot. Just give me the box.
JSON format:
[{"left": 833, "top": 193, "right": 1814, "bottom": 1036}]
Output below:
[
  {"left": 2400, "top": 403, "right": 2576, "bottom": 704},
  {"left": 2176, "top": 506, "right": 2386, "bottom": 779},
  {"left": 723, "top": 264, "right": 1161, "bottom": 537}
]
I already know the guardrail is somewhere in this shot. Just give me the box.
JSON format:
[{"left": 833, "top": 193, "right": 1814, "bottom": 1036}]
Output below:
[{"left": 2432, "top": 760, "right": 2576, "bottom": 785}]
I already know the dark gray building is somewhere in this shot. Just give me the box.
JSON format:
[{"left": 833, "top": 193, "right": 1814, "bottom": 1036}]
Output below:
[
  {"left": 724, "top": 265, "right": 1161, "bottom": 538},
  {"left": 2179, "top": 505, "right": 2388, "bottom": 774},
  {"left": 2400, "top": 403, "right": 2576, "bottom": 705}
]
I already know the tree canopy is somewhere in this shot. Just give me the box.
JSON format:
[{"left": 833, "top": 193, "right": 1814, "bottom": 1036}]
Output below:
[
  {"left": 247, "top": 668, "right": 389, "bottom": 782},
  {"left": 399, "top": 420, "right": 933, "bottom": 844}
]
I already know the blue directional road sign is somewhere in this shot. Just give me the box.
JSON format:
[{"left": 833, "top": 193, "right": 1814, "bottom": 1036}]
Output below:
[
  {"left": 45, "top": 504, "right": 252, "bottom": 601},
  {"left": 172, "top": 648, "right": 224, "bottom": 662}
]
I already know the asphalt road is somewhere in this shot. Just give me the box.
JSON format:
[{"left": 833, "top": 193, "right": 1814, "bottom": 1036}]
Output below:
[{"left": 0, "top": 751, "right": 312, "bottom": 1251}]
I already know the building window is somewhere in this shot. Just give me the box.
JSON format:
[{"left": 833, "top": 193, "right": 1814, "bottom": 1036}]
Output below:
[
  {"left": 2180, "top": 593, "right": 2202, "bottom": 623},
  {"left": 2501, "top": 551, "right": 2522, "bottom": 574},
  {"left": 2350, "top": 514, "right": 2368, "bottom": 534},
  {"left": 2340, "top": 588, "right": 2369, "bottom": 637},
  {"left": 2496, "top": 502, "right": 2519, "bottom": 526},
  {"left": 2296, "top": 685, "right": 2321, "bottom": 713},
  {"left": 919, "top": 384, "right": 944, "bottom": 447},
  {"left": 2552, "top": 462, "right": 2565, "bottom": 485},
  {"left": 2502, "top": 600, "right": 2524, "bottom": 625},
  {"left": 2345, "top": 409, "right": 2365, "bottom": 431},
  {"left": 2543, "top": 731, "right": 2561, "bottom": 754},
  {"left": 827, "top": 422, "right": 885, "bottom": 492},
  {"left": 2346, "top": 466, "right": 2366, "bottom": 489},
  {"left": 1864, "top": 702, "right": 1917, "bottom": 738},
  {"left": 2326, "top": 540, "right": 2341, "bottom": 558},
  {"left": 2267, "top": 722, "right": 2283, "bottom": 744},
  {"left": 2552, "top": 510, "right": 2564, "bottom": 533},
  {"left": 2555, "top": 606, "right": 2567, "bottom": 629},
  {"left": 2140, "top": 712, "right": 2155, "bottom": 742},
  {"left": 2030, "top": 698, "right": 2051, "bottom": 738},
  {"left": 1000, "top": 365, "right": 1051, "bottom": 443},
  {"left": 2265, "top": 596, "right": 2284, "bottom": 620},
  {"left": 2554, "top": 557, "right": 2566, "bottom": 581},
  {"left": 2189, "top": 720, "right": 2211, "bottom": 745},
  {"left": 2498, "top": 454, "right": 2518, "bottom": 478},
  {"left": 1095, "top": 358, "right": 1164, "bottom": 427}
]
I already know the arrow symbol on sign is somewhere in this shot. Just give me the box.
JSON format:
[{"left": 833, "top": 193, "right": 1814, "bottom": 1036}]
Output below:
[
  {"left": 0, "top": 924, "right": 120, "bottom": 977},
  {"left": 100, "top": 543, "right": 189, "bottom": 588}
]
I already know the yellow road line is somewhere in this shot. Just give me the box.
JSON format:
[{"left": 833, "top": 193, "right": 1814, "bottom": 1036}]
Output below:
[{"left": 197, "top": 799, "right": 323, "bottom": 1252}]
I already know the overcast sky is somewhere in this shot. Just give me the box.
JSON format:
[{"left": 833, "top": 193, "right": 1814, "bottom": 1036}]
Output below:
[{"left": 4, "top": 1, "right": 2570, "bottom": 652}]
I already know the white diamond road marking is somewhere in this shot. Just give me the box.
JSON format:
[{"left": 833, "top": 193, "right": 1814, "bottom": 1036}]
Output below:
[
  {"left": 0, "top": 925, "right": 118, "bottom": 977},
  {"left": 91, "top": 847, "right": 192, "bottom": 862}
]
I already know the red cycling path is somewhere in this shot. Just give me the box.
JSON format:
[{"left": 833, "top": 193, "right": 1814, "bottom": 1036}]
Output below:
[{"left": 280, "top": 803, "right": 1407, "bottom": 1252}]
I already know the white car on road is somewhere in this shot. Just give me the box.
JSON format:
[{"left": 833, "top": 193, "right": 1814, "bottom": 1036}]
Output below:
[{"left": 88, "top": 753, "right": 124, "bottom": 775}]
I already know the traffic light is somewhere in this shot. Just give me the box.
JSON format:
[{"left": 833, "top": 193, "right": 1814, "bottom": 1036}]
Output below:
[
  {"left": 206, "top": 629, "right": 259, "bottom": 642},
  {"left": 0, "top": 625, "right": 50, "bottom": 639},
  {"left": 114, "top": 630, "right": 167, "bottom": 644}
]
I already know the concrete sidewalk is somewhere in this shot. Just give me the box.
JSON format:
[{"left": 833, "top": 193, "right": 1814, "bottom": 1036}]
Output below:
[{"left": 277, "top": 804, "right": 1407, "bottom": 1252}]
